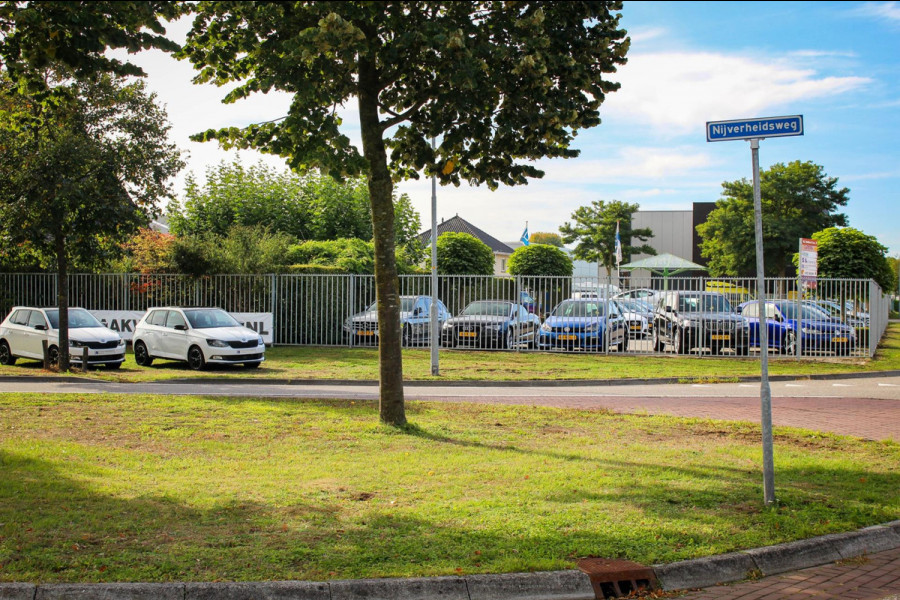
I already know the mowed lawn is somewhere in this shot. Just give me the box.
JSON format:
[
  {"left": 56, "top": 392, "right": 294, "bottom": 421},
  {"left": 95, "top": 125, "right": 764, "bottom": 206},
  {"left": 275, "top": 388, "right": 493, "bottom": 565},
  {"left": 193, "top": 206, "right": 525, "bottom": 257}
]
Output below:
[
  {"left": 1, "top": 324, "right": 898, "bottom": 383},
  {"left": 1, "top": 393, "right": 897, "bottom": 583}
]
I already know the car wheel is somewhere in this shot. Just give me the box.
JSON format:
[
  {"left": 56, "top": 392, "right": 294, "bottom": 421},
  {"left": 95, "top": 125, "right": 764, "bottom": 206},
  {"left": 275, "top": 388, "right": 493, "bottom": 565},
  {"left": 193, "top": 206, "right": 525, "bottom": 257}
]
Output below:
[
  {"left": 781, "top": 331, "right": 796, "bottom": 356},
  {"left": 133, "top": 341, "right": 153, "bottom": 367},
  {"left": 47, "top": 345, "right": 60, "bottom": 367},
  {"left": 187, "top": 345, "right": 206, "bottom": 371},
  {"left": 652, "top": 327, "right": 665, "bottom": 352},
  {"left": 674, "top": 329, "right": 685, "bottom": 355},
  {"left": 0, "top": 341, "right": 15, "bottom": 366},
  {"left": 617, "top": 335, "right": 629, "bottom": 353},
  {"left": 401, "top": 325, "right": 411, "bottom": 347},
  {"left": 106, "top": 362, "right": 122, "bottom": 370}
]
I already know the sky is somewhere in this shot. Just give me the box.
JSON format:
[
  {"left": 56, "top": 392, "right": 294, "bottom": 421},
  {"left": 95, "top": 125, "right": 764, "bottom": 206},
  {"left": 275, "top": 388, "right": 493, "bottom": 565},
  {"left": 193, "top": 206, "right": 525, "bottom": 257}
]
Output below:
[{"left": 118, "top": 1, "right": 900, "bottom": 255}]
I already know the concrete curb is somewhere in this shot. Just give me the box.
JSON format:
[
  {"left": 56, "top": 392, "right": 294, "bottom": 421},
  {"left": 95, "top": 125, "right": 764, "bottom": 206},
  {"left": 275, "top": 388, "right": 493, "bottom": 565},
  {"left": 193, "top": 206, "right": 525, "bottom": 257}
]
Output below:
[
  {"left": 1, "top": 369, "right": 899, "bottom": 388},
  {"left": 4, "top": 523, "right": 898, "bottom": 600}
]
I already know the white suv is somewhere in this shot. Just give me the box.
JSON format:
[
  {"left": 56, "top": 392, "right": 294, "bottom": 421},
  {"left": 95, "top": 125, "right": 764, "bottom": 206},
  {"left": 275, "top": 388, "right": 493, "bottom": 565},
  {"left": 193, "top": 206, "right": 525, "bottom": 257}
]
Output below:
[
  {"left": 0, "top": 307, "right": 126, "bottom": 369},
  {"left": 132, "top": 307, "right": 265, "bottom": 370}
]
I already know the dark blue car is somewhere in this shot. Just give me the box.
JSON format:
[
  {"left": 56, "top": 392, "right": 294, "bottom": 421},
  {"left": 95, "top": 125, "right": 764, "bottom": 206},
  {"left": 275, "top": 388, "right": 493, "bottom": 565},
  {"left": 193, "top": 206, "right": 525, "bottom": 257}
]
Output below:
[
  {"left": 538, "top": 298, "right": 627, "bottom": 351},
  {"left": 737, "top": 299, "right": 857, "bottom": 355}
]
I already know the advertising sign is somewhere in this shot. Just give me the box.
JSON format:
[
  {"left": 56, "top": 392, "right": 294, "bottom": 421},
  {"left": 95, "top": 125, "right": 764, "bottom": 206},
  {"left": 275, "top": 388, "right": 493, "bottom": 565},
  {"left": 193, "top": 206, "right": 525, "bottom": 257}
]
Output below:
[
  {"left": 799, "top": 238, "right": 818, "bottom": 289},
  {"left": 90, "top": 310, "right": 274, "bottom": 344}
]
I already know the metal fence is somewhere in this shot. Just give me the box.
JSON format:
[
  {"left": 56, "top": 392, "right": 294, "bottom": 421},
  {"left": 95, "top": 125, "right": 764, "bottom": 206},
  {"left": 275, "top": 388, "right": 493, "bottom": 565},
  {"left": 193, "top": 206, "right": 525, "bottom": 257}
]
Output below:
[{"left": 0, "top": 272, "right": 889, "bottom": 358}]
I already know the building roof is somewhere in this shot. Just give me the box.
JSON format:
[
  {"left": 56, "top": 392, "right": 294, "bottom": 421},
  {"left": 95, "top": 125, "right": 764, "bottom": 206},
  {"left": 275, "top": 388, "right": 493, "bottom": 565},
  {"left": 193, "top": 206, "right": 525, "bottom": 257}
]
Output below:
[{"left": 418, "top": 215, "right": 514, "bottom": 254}]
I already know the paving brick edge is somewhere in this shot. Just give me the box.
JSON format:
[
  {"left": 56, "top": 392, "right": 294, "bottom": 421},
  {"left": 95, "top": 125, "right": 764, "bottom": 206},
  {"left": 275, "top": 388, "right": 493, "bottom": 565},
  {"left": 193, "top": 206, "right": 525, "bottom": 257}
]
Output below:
[
  {"left": 3, "top": 522, "right": 898, "bottom": 600},
  {"left": 1, "top": 369, "right": 899, "bottom": 387}
]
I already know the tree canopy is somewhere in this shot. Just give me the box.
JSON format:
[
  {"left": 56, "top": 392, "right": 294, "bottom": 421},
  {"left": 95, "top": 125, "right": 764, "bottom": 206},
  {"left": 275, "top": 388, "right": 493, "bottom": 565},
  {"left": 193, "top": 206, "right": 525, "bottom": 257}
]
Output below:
[
  {"left": 508, "top": 244, "right": 573, "bottom": 277},
  {"left": 529, "top": 232, "right": 564, "bottom": 247},
  {"left": 801, "top": 227, "right": 896, "bottom": 292},
  {"left": 433, "top": 232, "right": 494, "bottom": 275},
  {"left": 698, "top": 161, "right": 849, "bottom": 277},
  {"left": 181, "top": 1, "right": 629, "bottom": 425},
  {"left": 559, "top": 200, "right": 654, "bottom": 276}
]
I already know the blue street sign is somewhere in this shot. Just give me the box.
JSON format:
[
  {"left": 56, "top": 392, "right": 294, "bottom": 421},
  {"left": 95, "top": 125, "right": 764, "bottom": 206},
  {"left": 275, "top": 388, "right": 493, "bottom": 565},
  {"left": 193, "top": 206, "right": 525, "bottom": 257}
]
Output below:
[{"left": 706, "top": 115, "right": 803, "bottom": 142}]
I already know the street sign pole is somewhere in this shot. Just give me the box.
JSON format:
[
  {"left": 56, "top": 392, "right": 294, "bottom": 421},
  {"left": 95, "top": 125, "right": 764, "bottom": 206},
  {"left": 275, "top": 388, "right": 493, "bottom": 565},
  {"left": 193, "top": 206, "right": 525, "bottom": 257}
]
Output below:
[
  {"left": 751, "top": 138, "right": 776, "bottom": 505},
  {"left": 707, "top": 115, "right": 802, "bottom": 507},
  {"left": 430, "top": 137, "right": 440, "bottom": 376}
]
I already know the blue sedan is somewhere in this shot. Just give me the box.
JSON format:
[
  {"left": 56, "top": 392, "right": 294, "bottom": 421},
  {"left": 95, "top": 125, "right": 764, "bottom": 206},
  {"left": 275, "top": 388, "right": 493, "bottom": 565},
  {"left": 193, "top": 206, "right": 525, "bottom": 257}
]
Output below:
[
  {"left": 737, "top": 299, "right": 857, "bottom": 355},
  {"left": 538, "top": 299, "right": 628, "bottom": 351}
]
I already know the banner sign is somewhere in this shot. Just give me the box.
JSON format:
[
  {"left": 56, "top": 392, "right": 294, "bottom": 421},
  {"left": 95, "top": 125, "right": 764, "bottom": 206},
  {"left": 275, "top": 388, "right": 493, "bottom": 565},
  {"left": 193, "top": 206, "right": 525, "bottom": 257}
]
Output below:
[
  {"left": 706, "top": 115, "right": 803, "bottom": 142},
  {"left": 799, "top": 238, "right": 818, "bottom": 289},
  {"left": 89, "top": 311, "right": 274, "bottom": 344}
]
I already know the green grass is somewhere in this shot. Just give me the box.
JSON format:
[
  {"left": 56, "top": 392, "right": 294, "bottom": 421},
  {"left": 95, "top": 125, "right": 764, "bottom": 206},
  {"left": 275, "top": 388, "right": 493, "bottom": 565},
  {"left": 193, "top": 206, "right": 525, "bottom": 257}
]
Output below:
[
  {"left": 1, "top": 393, "right": 898, "bottom": 583},
  {"left": 1, "top": 324, "right": 898, "bottom": 383}
]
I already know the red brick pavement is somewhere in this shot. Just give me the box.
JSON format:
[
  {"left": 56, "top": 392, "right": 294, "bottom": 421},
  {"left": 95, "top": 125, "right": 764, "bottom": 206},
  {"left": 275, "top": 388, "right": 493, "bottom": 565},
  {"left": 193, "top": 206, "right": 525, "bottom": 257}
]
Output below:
[
  {"left": 416, "top": 394, "right": 900, "bottom": 441},
  {"left": 675, "top": 546, "right": 900, "bottom": 599}
]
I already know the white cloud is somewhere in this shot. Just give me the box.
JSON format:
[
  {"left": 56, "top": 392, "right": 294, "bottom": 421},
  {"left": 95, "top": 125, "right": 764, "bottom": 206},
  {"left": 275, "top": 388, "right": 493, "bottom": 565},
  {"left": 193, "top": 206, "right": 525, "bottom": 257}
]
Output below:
[
  {"left": 788, "top": 49, "right": 858, "bottom": 58},
  {"left": 854, "top": 1, "right": 900, "bottom": 23},
  {"left": 603, "top": 51, "right": 870, "bottom": 133},
  {"left": 627, "top": 27, "right": 668, "bottom": 43},
  {"left": 536, "top": 146, "right": 718, "bottom": 183}
]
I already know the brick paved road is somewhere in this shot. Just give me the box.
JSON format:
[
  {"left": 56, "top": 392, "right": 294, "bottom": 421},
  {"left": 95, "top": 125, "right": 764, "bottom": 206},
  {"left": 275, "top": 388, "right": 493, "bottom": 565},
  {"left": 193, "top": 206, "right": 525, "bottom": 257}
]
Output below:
[{"left": 677, "top": 546, "right": 900, "bottom": 600}]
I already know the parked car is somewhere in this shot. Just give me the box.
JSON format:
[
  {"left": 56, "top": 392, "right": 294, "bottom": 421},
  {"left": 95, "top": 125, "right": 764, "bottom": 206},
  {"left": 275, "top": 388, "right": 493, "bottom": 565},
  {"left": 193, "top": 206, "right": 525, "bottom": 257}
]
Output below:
[
  {"left": 615, "top": 297, "right": 654, "bottom": 338},
  {"left": 614, "top": 288, "right": 659, "bottom": 304},
  {"left": 0, "top": 306, "right": 125, "bottom": 369},
  {"left": 343, "top": 295, "right": 451, "bottom": 346},
  {"left": 132, "top": 307, "right": 265, "bottom": 370},
  {"left": 519, "top": 290, "right": 537, "bottom": 314},
  {"left": 737, "top": 300, "right": 856, "bottom": 355},
  {"left": 441, "top": 300, "right": 541, "bottom": 349},
  {"left": 538, "top": 298, "right": 627, "bottom": 351},
  {"left": 805, "top": 300, "right": 867, "bottom": 328},
  {"left": 653, "top": 291, "right": 749, "bottom": 355}
]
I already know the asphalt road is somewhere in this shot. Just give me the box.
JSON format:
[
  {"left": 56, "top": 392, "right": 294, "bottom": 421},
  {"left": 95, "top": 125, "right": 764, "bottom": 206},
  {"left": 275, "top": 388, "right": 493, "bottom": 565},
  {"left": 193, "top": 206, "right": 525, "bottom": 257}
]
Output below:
[{"left": 2, "top": 374, "right": 899, "bottom": 441}]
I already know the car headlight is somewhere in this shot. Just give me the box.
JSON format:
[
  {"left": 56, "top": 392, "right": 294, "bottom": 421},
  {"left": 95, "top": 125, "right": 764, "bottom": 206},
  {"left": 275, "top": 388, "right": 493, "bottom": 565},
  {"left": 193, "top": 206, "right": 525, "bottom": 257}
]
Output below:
[
  {"left": 206, "top": 339, "right": 229, "bottom": 348},
  {"left": 118, "top": 339, "right": 126, "bottom": 347},
  {"left": 488, "top": 324, "right": 503, "bottom": 331},
  {"left": 257, "top": 336, "right": 264, "bottom": 345},
  {"left": 69, "top": 340, "right": 86, "bottom": 348},
  {"left": 541, "top": 322, "right": 551, "bottom": 332},
  {"left": 801, "top": 327, "right": 821, "bottom": 334},
  {"left": 442, "top": 322, "right": 453, "bottom": 330},
  {"left": 681, "top": 319, "right": 693, "bottom": 328}
]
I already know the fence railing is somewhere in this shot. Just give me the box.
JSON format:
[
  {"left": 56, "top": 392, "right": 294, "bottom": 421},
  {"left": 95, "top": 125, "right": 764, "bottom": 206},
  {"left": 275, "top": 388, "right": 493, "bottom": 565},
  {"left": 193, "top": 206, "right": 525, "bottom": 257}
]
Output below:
[{"left": 0, "top": 272, "right": 888, "bottom": 358}]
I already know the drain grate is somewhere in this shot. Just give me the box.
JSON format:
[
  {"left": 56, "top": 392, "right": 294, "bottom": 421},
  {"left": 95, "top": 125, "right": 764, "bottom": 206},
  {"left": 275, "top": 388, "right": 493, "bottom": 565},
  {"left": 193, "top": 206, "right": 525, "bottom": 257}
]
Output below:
[{"left": 577, "top": 558, "right": 658, "bottom": 599}]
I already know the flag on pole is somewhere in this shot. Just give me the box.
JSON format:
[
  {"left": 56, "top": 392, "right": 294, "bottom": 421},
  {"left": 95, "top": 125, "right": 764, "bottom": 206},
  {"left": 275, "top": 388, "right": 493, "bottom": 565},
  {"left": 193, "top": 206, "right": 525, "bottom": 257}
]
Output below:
[
  {"left": 614, "top": 221, "right": 622, "bottom": 265},
  {"left": 520, "top": 223, "right": 529, "bottom": 246}
]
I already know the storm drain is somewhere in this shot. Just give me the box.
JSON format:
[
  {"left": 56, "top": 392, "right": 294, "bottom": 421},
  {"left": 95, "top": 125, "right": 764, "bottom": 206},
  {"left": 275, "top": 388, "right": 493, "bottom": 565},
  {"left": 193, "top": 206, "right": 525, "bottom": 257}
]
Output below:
[{"left": 577, "top": 558, "right": 658, "bottom": 599}]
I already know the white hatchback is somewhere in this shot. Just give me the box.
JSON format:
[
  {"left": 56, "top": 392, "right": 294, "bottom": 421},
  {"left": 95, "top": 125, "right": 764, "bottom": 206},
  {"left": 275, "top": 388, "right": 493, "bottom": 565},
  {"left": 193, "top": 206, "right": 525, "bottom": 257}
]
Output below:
[
  {"left": 0, "top": 306, "right": 126, "bottom": 369},
  {"left": 132, "top": 307, "right": 265, "bottom": 370}
]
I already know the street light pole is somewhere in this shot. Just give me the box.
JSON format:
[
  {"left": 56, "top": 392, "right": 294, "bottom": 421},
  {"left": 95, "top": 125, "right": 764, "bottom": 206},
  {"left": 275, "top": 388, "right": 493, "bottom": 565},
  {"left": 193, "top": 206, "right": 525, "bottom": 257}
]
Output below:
[{"left": 430, "top": 136, "right": 440, "bottom": 376}]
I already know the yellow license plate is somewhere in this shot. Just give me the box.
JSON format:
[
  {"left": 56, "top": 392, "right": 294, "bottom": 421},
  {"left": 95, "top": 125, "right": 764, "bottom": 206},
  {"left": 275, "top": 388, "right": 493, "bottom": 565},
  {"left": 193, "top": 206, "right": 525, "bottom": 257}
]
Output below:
[
  {"left": 358, "top": 330, "right": 375, "bottom": 336},
  {"left": 458, "top": 332, "right": 478, "bottom": 338},
  {"left": 630, "top": 325, "right": 642, "bottom": 330},
  {"left": 711, "top": 334, "right": 730, "bottom": 341},
  {"left": 832, "top": 337, "right": 848, "bottom": 343},
  {"left": 559, "top": 334, "right": 577, "bottom": 341}
]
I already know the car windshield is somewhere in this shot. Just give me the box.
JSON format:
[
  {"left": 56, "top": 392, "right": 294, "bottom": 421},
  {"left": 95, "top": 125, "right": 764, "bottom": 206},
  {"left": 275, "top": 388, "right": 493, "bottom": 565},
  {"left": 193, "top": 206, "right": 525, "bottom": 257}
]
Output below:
[
  {"left": 621, "top": 299, "right": 651, "bottom": 312},
  {"left": 778, "top": 303, "right": 830, "bottom": 320},
  {"left": 461, "top": 302, "right": 512, "bottom": 317},
  {"left": 184, "top": 309, "right": 241, "bottom": 329},
  {"left": 366, "top": 298, "right": 418, "bottom": 313},
  {"left": 678, "top": 294, "right": 733, "bottom": 313},
  {"left": 45, "top": 309, "right": 103, "bottom": 329},
  {"left": 553, "top": 300, "right": 606, "bottom": 318}
]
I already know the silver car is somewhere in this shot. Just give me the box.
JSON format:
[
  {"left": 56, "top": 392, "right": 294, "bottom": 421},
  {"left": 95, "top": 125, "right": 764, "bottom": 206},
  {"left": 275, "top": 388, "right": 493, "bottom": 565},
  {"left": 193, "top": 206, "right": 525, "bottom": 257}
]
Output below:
[
  {"left": 0, "top": 306, "right": 125, "bottom": 369},
  {"left": 132, "top": 307, "right": 265, "bottom": 370}
]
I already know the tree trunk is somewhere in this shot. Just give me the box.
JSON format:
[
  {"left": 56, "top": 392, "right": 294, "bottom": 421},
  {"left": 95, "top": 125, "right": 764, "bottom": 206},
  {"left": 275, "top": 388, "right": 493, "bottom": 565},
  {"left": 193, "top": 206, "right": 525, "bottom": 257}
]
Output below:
[
  {"left": 55, "top": 234, "right": 70, "bottom": 372},
  {"left": 358, "top": 55, "right": 406, "bottom": 427}
]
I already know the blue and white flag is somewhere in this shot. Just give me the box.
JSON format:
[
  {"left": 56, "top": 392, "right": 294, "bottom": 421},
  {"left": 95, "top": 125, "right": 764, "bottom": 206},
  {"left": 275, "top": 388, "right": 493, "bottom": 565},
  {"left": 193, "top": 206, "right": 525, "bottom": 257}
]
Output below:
[
  {"left": 614, "top": 221, "right": 622, "bottom": 265},
  {"left": 520, "top": 224, "right": 530, "bottom": 246}
]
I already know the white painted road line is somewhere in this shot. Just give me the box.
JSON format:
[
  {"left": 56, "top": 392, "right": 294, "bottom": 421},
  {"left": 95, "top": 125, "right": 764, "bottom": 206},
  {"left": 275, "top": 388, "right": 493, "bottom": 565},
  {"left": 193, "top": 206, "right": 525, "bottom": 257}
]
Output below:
[
  {"left": 832, "top": 383, "right": 854, "bottom": 387},
  {"left": 878, "top": 383, "right": 898, "bottom": 387}
]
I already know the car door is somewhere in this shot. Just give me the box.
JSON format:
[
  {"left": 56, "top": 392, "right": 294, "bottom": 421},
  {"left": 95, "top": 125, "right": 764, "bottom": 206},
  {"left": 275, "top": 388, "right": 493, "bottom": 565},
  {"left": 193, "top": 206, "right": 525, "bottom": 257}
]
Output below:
[
  {"left": 25, "top": 310, "right": 51, "bottom": 358},
  {"left": 162, "top": 310, "right": 190, "bottom": 359},
  {"left": 741, "top": 303, "right": 761, "bottom": 347},
  {"left": 6, "top": 309, "right": 37, "bottom": 358},
  {"left": 141, "top": 310, "right": 168, "bottom": 356}
]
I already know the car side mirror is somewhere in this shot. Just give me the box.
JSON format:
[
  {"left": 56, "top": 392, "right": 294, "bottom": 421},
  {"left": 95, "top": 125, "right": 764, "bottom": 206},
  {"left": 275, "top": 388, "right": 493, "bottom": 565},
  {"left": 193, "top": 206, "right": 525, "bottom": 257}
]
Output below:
[
  {"left": 735, "top": 306, "right": 743, "bottom": 314},
  {"left": 174, "top": 324, "right": 188, "bottom": 331},
  {"left": 34, "top": 324, "right": 47, "bottom": 331},
  {"left": 413, "top": 308, "right": 423, "bottom": 316}
]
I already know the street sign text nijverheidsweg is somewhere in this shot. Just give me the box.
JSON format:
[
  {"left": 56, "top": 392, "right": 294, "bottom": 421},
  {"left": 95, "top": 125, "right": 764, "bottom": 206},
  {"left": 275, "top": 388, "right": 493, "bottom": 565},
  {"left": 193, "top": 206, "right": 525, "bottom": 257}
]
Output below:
[{"left": 706, "top": 115, "right": 803, "bottom": 142}]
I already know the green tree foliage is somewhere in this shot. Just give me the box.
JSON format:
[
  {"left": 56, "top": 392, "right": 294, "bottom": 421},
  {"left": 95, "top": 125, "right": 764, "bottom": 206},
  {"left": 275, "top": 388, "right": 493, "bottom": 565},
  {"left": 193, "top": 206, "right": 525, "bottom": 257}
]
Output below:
[
  {"left": 529, "top": 232, "right": 564, "bottom": 247},
  {"left": 799, "top": 228, "right": 896, "bottom": 292},
  {"left": 168, "top": 225, "right": 297, "bottom": 276},
  {"left": 115, "top": 228, "right": 178, "bottom": 274},
  {"left": 508, "top": 244, "right": 573, "bottom": 276},
  {"left": 0, "top": 73, "right": 183, "bottom": 370},
  {"left": 286, "top": 238, "right": 376, "bottom": 274},
  {"left": 559, "top": 200, "right": 654, "bottom": 275},
  {"left": 169, "top": 160, "right": 421, "bottom": 248},
  {"left": 698, "top": 161, "right": 849, "bottom": 277},
  {"left": 181, "top": 1, "right": 628, "bottom": 426},
  {"left": 432, "top": 233, "right": 494, "bottom": 275}
]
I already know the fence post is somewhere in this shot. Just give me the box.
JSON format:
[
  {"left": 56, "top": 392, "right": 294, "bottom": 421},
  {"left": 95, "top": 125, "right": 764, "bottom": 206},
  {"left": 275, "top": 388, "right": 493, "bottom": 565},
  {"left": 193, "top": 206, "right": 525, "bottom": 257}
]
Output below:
[
  {"left": 349, "top": 274, "right": 355, "bottom": 348},
  {"left": 270, "top": 273, "right": 277, "bottom": 346}
]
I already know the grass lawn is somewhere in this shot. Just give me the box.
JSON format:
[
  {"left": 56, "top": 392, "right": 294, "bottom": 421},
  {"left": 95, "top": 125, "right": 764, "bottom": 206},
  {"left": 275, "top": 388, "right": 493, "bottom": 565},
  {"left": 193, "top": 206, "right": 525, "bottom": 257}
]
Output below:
[
  {"left": 0, "top": 393, "right": 897, "bottom": 583},
  {"left": 1, "top": 324, "right": 898, "bottom": 383}
]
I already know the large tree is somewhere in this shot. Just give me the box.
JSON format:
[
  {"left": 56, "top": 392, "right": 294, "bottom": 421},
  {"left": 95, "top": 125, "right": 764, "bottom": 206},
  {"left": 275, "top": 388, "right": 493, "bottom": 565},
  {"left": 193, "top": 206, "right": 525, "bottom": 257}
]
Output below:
[
  {"left": 182, "top": 1, "right": 629, "bottom": 426},
  {"left": 698, "top": 161, "right": 849, "bottom": 277},
  {"left": 169, "top": 160, "right": 421, "bottom": 247},
  {"left": 559, "top": 199, "right": 654, "bottom": 277},
  {"left": 0, "top": 74, "right": 183, "bottom": 371},
  {"left": 801, "top": 227, "right": 896, "bottom": 293}
]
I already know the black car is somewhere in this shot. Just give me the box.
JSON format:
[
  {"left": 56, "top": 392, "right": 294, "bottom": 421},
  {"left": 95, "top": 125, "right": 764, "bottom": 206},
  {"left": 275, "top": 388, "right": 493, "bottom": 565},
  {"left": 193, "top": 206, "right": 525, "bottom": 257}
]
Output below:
[
  {"left": 441, "top": 300, "right": 541, "bottom": 349},
  {"left": 652, "top": 291, "right": 749, "bottom": 355}
]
